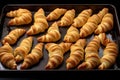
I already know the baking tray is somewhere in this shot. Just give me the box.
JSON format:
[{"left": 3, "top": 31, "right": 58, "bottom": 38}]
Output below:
[{"left": 0, "top": 4, "right": 120, "bottom": 72}]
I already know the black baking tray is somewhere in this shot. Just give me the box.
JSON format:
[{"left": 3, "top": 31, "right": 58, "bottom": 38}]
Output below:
[{"left": 0, "top": 4, "right": 120, "bottom": 73}]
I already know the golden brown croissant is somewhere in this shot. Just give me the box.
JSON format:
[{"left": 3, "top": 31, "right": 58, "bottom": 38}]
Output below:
[
  {"left": 45, "top": 42, "right": 72, "bottom": 69},
  {"left": 59, "top": 42, "right": 72, "bottom": 54},
  {"left": 26, "top": 8, "right": 48, "bottom": 35},
  {"left": 98, "top": 42, "right": 118, "bottom": 70},
  {"left": 14, "top": 36, "right": 33, "bottom": 63},
  {"left": 0, "top": 43, "right": 17, "bottom": 69},
  {"left": 98, "top": 33, "right": 111, "bottom": 46},
  {"left": 97, "top": 8, "right": 109, "bottom": 22},
  {"left": 80, "top": 8, "right": 108, "bottom": 38},
  {"left": 57, "top": 9, "right": 75, "bottom": 27},
  {"left": 2, "top": 28, "right": 26, "bottom": 45},
  {"left": 45, "top": 43, "right": 63, "bottom": 69},
  {"left": 66, "top": 39, "right": 86, "bottom": 69},
  {"left": 78, "top": 36, "right": 100, "bottom": 69},
  {"left": 94, "top": 13, "right": 113, "bottom": 34},
  {"left": 6, "top": 8, "right": 32, "bottom": 26},
  {"left": 63, "top": 26, "right": 80, "bottom": 43},
  {"left": 46, "top": 8, "right": 67, "bottom": 21},
  {"left": 21, "top": 43, "right": 44, "bottom": 69},
  {"left": 72, "top": 9, "right": 92, "bottom": 28},
  {"left": 37, "top": 22, "right": 61, "bottom": 42}
]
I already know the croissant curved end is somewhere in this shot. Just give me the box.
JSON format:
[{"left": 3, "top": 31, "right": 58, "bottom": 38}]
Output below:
[
  {"left": 15, "top": 55, "right": 23, "bottom": 63},
  {"left": 66, "top": 63, "right": 73, "bottom": 70},
  {"left": 20, "top": 62, "right": 28, "bottom": 70},
  {"left": 77, "top": 62, "right": 88, "bottom": 70},
  {"left": 11, "top": 64, "right": 17, "bottom": 69}
]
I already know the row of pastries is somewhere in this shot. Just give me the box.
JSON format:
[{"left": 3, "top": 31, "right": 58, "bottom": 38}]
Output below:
[{"left": 0, "top": 7, "right": 118, "bottom": 70}]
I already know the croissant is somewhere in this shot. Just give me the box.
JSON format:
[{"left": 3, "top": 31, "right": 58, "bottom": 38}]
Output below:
[
  {"left": 78, "top": 36, "right": 100, "bottom": 69},
  {"left": 59, "top": 42, "right": 72, "bottom": 54},
  {"left": 14, "top": 36, "right": 33, "bottom": 63},
  {"left": 26, "top": 8, "right": 48, "bottom": 35},
  {"left": 97, "top": 8, "right": 109, "bottom": 22},
  {"left": 57, "top": 9, "right": 75, "bottom": 27},
  {"left": 79, "top": 21, "right": 98, "bottom": 38},
  {"left": 98, "top": 33, "right": 111, "bottom": 46},
  {"left": 66, "top": 39, "right": 86, "bottom": 69},
  {"left": 94, "top": 13, "right": 113, "bottom": 34},
  {"left": 0, "top": 43, "right": 17, "bottom": 69},
  {"left": 72, "top": 9, "right": 92, "bottom": 28},
  {"left": 98, "top": 42, "right": 118, "bottom": 70},
  {"left": 46, "top": 8, "right": 67, "bottom": 21},
  {"left": 63, "top": 26, "right": 80, "bottom": 42},
  {"left": 37, "top": 22, "right": 61, "bottom": 42},
  {"left": 2, "top": 28, "right": 26, "bottom": 45},
  {"left": 6, "top": 8, "right": 32, "bottom": 26},
  {"left": 80, "top": 8, "right": 108, "bottom": 38},
  {"left": 21, "top": 43, "right": 44, "bottom": 69},
  {"left": 45, "top": 42, "right": 71, "bottom": 69}
]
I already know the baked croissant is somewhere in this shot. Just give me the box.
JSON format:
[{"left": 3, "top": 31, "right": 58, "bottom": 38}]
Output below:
[
  {"left": 45, "top": 42, "right": 71, "bottom": 69},
  {"left": 63, "top": 26, "right": 80, "bottom": 42},
  {"left": 14, "top": 36, "right": 33, "bottom": 63},
  {"left": 37, "top": 22, "right": 61, "bottom": 42},
  {"left": 45, "top": 43, "right": 63, "bottom": 69},
  {"left": 0, "top": 43, "right": 17, "bottom": 69},
  {"left": 66, "top": 39, "right": 86, "bottom": 69},
  {"left": 72, "top": 9, "right": 92, "bottom": 28},
  {"left": 26, "top": 8, "right": 48, "bottom": 35},
  {"left": 2, "top": 28, "right": 26, "bottom": 45},
  {"left": 98, "top": 42, "right": 118, "bottom": 70},
  {"left": 21, "top": 43, "right": 44, "bottom": 69},
  {"left": 46, "top": 8, "right": 67, "bottom": 21},
  {"left": 80, "top": 8, "right": 108, "bottom": 38},
  {"left": 94, "top": 13, "right": 113, "bottom": 34},
  {"left": 78, "top": 36, "right": 100, "bottom": 69},
  {"left": 97, "top": 8, "right": 109, "bottom": 22},
  {"left": 59, "top": 42, "right": 72, "bottom": 54},
  {"left": 98, "top": 33, "right": 111, "bottom": 46},
  {"left": 57, "top": 9, "right": 75, "bottom": 27},
  {"left": 6, "top": 8, "right": 32, "bottom": 26}
]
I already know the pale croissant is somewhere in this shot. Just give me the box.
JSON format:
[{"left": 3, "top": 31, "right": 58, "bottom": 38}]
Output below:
[
  {"left": 6, "top": 8, "right": 32, "bottom": 26},
  {"left": 0, "top": 43, "right": 17, "bottom": 69},
  {"left": 47, "top": 8, "right": 67, "bottom": 21},
  {"left": 63, "top": 26, "right": 80, "bottom": 42},
  {"left": 27, "top": 8, "right": 48, "bottom": 35},
  {"left": 21, "top": 43, "right": 44, "bottom": 69},
  {"left": 78, "top": 36, "right": 100, "bottom": 69},
  {"left": 72, "top": 9, "right": 92, "bottom": 28},
  {"left": 2, "top": 28, "right": 26, "bottom": 45},
  {"left": 14, "top": 37, "right": 33, "bottom": 63},
  {"left": 37, "top": 22, "right": 61, "bottom": 42},
  {"left": 57, "top": 9, "right": 75, "bottom": 27},
  {"left": 66, "top": 39, "right": 86, "bottom": 69}
]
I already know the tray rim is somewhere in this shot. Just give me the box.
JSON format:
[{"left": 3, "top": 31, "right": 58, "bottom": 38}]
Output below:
[{"left": 0, "top": 4, "right": 120, "bottom": 71}]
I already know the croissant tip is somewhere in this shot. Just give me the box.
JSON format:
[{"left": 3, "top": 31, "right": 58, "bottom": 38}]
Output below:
[
  {"left": 20, "top": 63, "right": 28, "bottom": 70},
  {"left": 66, "top": 63, "right": 73, "bottom": 70},
  {"left": 77, "top": 62, "right": 88, "bottom": 70},
  {"left": 15, "top": 55, "right": 22, "bottom": 63},
  {"left": 37, "top": 37, "right": 42, "bottom": 42},
  {"left": 98, "top": 64, "right": 105, "bottom": 70},
  {"left": 45, "top": 65, "right": 51, "bottom": 69},
  {"left": 12, "top": 64, "right": 17, "bottom": 69},
  {"left": 8, "top": 21, "right": 14, "bottom": 26}
]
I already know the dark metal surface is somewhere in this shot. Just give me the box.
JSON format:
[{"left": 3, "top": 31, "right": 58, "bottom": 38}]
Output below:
[{"left": 0, "top": 4, "right": 120, "bottom": 72}]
